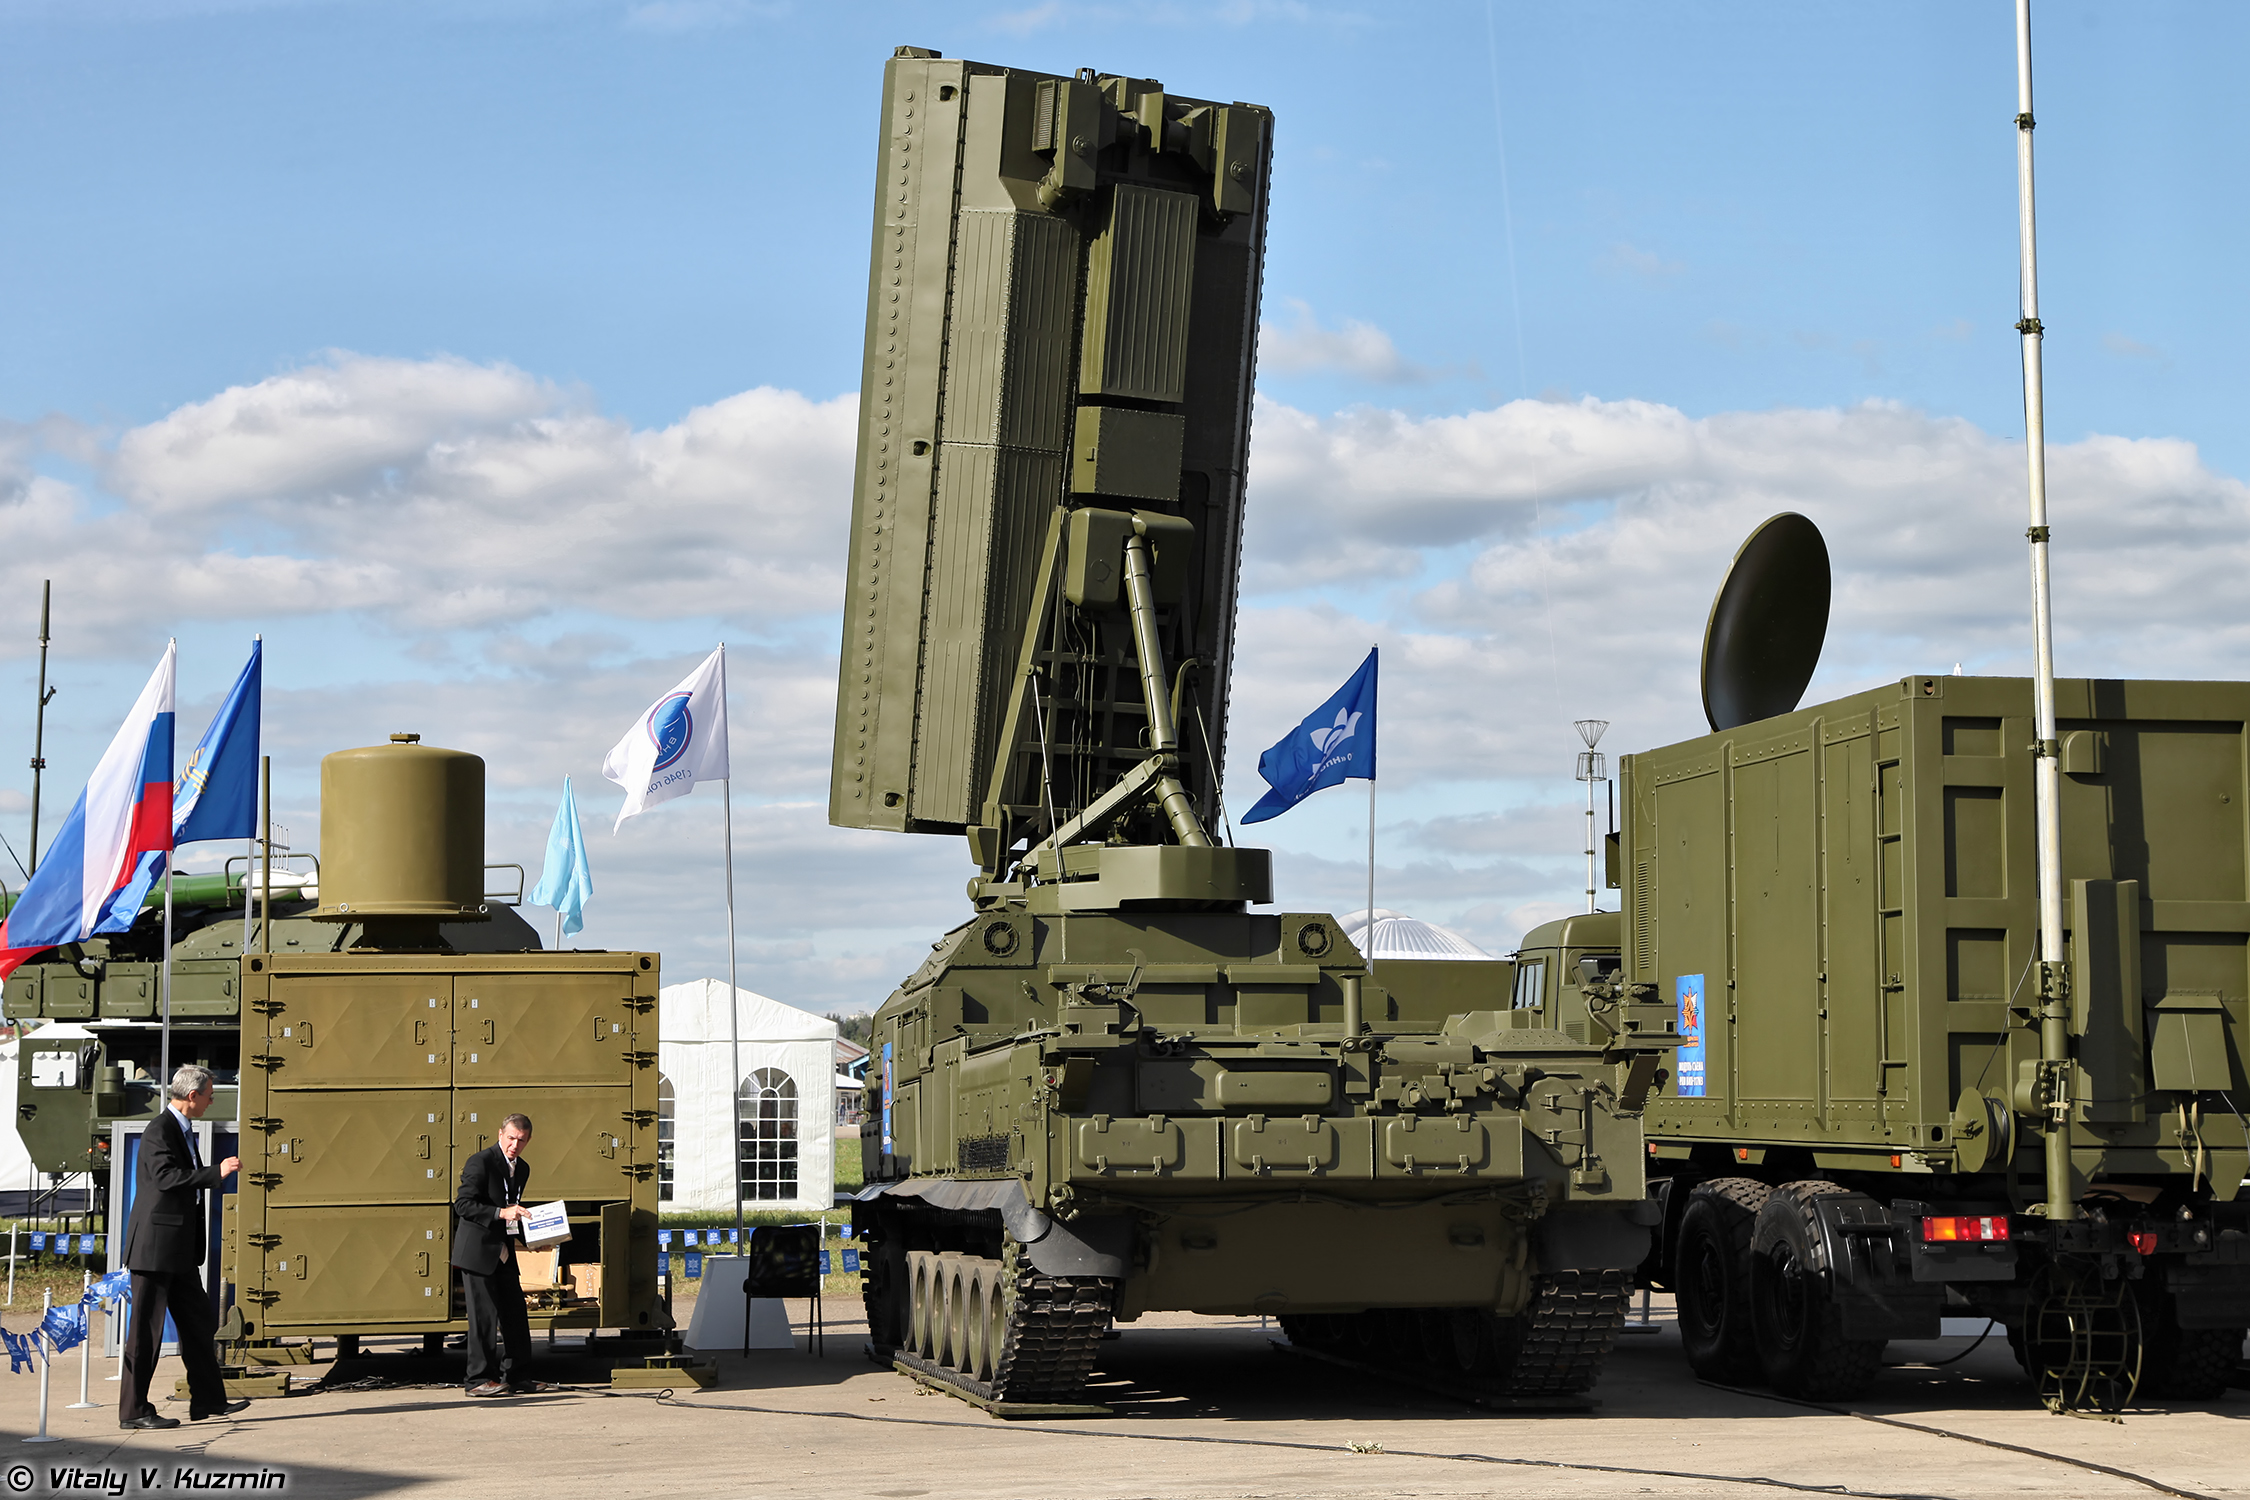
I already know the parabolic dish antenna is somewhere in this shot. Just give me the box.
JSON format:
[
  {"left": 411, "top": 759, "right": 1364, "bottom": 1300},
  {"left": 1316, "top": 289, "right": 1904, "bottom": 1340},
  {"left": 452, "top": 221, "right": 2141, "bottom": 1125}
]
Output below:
[{"left": 1700, "top": 512, "right": 1831, "bottom": 733}]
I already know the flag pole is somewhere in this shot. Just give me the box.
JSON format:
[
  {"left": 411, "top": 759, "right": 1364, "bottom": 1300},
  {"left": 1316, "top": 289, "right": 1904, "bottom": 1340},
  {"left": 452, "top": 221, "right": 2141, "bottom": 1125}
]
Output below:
[
  {"left": 724, "top": 774, "right": 742, "bottom": 1248},
  {"left": 720, "top": 644, "right": 744, "bottom": 1250},
  {"left": 1365, "top": 644, "right": 1377, "bottom": 974},
  {"left": 1365, "top": 775, "right": 1376, "bottom": 975},
  {"left": 242, "top": 634, "right": 260, "bottom": 953},
  {"left": 28, "top": 581, "right": 53, "bottom": 877},
  {"left": 159, "top": 636, "right": 176, "bottom": 1086},
  {"left": 159, "top": 868, "right": 173, "bottom": 1086}
]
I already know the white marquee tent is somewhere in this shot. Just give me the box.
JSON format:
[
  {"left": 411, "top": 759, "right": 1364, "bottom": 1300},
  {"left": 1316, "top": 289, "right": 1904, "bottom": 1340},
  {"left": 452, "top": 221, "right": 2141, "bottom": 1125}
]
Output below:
[
  {"left": 656, "top": 979, "right": 838, "bottom": 1214},
  {"left": 1338, "top": 909, "right": 1493, "bottom": 962}
]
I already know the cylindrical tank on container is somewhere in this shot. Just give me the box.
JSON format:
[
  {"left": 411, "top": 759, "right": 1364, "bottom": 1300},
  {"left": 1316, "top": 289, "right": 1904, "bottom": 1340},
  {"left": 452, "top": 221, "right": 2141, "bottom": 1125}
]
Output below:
[{"left": 313, "top": 733, "right": 488, "bottom": 922}]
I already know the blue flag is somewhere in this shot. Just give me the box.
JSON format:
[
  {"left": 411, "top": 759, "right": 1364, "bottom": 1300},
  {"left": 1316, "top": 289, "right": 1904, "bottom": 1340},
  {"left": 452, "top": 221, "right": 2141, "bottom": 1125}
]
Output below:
[
  {"left": 2, "top": 1327, "right": 32, "bottom": 1373},
  {"left": 38, "top": 1302, "right": 87, "bottom": 1354},
  {"left": 1240, "top": 649, "right": 1378, "bottom": 825},
  {"left": 529, "top": 777, "right": 592, "bottom": 938},
  {"left": 175, "top": 640, "right": 261, "bottom": 845}
]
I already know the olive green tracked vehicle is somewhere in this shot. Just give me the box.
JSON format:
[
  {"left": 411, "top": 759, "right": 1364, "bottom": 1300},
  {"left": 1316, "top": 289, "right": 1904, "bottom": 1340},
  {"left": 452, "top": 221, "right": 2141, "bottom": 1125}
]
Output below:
[{"left": 838, "top": 47, "right": 1679, "bottom": 1406}]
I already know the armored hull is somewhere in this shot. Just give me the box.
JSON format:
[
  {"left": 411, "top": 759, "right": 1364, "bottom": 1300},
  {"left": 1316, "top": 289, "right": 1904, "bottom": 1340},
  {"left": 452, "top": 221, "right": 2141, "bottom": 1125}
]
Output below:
[{"left": 854, "top": 900, "right": 1674, "bottom": 1400}]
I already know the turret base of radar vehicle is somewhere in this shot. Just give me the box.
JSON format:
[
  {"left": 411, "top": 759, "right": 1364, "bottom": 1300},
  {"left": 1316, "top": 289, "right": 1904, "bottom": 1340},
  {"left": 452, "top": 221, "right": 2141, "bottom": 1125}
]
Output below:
[{"left": 834, "top": 47, "right": 1680, "bottom": 1407}]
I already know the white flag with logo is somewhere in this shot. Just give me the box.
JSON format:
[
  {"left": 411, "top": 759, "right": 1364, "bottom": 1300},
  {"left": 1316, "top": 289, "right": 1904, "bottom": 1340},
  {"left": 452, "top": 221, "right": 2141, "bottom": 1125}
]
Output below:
[{"left": 603, "top": 646, "right": 730, "bottom": 830}]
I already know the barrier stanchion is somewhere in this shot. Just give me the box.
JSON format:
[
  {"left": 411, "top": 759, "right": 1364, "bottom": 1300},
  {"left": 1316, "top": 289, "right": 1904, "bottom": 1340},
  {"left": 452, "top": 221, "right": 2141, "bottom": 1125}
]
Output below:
[
  {"left": 24, "top": 1290, "right": 60, "bottom": 1444},
  {"left": 4, "top": 1223, "right": 15, "bottom": 1309},
  {"left": 67, "top": 1270, "right": 96, "bottom": 1408}
]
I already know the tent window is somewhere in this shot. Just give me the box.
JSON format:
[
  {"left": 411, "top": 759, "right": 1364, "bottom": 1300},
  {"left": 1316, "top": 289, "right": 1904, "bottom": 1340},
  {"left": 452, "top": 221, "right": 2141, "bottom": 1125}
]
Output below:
[
  {"left": 657, "top": 1075, "right": 676, "bottom": 1203},
  {"left": 737, "top": 1068, "right": 799, "bottom": 1202}
]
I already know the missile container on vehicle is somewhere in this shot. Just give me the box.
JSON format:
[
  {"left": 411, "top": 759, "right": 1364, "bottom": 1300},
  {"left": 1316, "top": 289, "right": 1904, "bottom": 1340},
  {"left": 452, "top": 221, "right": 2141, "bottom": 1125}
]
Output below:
[{"left": 837, "top": 47, "right": 1679, "bottom": 1406}]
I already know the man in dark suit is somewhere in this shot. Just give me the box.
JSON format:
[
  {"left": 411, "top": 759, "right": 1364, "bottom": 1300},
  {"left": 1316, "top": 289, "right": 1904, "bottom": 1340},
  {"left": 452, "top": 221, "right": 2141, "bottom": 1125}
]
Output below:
[
  {"left": 118, "top": 1065, "right": 249, "bottom": 1430},
  {"left": 451, "top": 1112, "right": 552, "bottom": 1396}
]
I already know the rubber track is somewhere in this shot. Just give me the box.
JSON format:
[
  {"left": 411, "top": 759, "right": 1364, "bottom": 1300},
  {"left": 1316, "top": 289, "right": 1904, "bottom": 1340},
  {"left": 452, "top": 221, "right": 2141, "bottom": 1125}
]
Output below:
[
  {"left": 1491, "top": 1269, "right": 1633, "bottom": 1394},
  {"left": 983, "top": 1238, "right": 1116, "bottom": 1403}
]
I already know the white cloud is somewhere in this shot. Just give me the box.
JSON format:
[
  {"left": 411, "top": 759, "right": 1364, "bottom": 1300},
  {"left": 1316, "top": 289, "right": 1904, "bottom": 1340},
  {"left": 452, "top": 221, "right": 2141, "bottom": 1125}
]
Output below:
[
  {"left": 5, "top": 353, "right": 858, "bottom": 654},
  {"left": 1602, "top": 241, "right": 1684, "bottom": 280},
  {"left": 1257, "top": 300, "right": 1442, "bottom": 384},
  {"left": 19, "top": 361, "right": 2250, "bottom": 1007},
  {"left": 986, "top": 0, "right": 1063, "bottom": 35}
]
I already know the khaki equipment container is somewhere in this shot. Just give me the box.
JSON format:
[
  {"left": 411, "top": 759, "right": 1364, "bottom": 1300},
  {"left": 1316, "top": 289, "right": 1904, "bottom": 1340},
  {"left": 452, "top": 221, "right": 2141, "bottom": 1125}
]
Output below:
[
  {"left": 231, "top": 947, "right": 662, "bottom": 1341},
  {"left": 6, "top": 735, "right": 667, "bottom": 1353},
  {"left": 838, "top": 47, "right": 1678, "bottom": 1407},
  {"left": 1517, "top": 674, "right": 2250, "bottom": 1403}
]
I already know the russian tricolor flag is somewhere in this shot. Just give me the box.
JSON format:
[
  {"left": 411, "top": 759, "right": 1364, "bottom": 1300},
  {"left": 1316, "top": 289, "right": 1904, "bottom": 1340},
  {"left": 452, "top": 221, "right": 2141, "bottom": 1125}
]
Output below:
[{"left": 0, "top": 643, "right": 175, "bottom": 981}]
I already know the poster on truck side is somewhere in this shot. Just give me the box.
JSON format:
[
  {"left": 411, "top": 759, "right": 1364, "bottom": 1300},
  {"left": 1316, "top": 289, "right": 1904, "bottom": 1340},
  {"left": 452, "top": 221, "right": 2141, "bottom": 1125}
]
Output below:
[{"left": 1674, "top": 974, "right": 1706, "bottom": 1097}]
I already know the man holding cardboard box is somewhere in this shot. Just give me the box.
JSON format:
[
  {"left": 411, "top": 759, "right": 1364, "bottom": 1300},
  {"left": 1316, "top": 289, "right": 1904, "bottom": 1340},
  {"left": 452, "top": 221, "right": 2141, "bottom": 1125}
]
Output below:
[{"left": 451, "top": 1114, "right": 559, "bottom": 1397}]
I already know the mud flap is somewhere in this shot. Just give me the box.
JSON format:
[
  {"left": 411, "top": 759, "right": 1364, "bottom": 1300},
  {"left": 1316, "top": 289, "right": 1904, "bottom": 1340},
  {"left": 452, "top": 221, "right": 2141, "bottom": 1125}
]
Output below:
[
  {"left": 860, "top": 1178, "right": 1132, "bottom": 1279},
  {"left": 1791, "top": 1193, "right": 1942, "bottom": 1341},
  {"left": 1532, "top": 1207, "right": 1652, "bottom": 1273}
]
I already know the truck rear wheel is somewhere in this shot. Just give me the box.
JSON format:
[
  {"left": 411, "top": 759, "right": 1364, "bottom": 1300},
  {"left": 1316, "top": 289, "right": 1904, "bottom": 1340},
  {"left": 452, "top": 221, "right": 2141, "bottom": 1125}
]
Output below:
[
  {"left": 1750, "top": 1181, "right": 1884, "bottom": 1400},
  {"left": 2134, "top": 1276, "right": 2242, "bottom": 1402},
  {"left": 1675, "top": 1177, "right": 1770, "bottom": 1383}
]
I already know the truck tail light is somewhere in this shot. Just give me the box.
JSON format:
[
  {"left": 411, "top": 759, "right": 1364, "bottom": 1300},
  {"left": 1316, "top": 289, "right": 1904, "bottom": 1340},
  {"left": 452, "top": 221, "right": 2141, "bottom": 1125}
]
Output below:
[
  {"left": 2130, "top": 1231, "right": 2159, "bottom": 1256},
  {"left": 1921, "top": 1215, "right": 2010, "bottom": 1243}
]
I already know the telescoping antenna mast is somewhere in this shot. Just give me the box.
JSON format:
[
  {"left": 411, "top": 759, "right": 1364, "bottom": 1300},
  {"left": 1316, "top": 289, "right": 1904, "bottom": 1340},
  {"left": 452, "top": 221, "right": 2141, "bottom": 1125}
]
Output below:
[
  {"left": 2013, "top": 0, "right": 2073, "bottom": 1224},
  {"left": 1574, "top": 719, "right": 1608, "bottom": 914}
]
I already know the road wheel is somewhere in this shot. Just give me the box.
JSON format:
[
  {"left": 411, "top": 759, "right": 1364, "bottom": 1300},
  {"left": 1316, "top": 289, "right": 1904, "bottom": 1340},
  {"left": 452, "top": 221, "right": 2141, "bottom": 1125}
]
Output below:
[
  {"left": 1750, "top": 1181, "right": 1884, "bottom": 1399},
  {"left": 1675, "top": 1177, "right": 1770, "bottom": 1383},
  {"left": 908, "top": 1252, "right": 934, "bottom": 1357}
]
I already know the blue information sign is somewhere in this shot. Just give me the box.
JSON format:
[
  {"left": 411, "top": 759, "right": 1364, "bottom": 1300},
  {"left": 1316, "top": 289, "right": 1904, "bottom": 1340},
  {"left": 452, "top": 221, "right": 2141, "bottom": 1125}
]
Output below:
[{"left": 1675, "top": 974, "right": 1707, "bottom": 1097}]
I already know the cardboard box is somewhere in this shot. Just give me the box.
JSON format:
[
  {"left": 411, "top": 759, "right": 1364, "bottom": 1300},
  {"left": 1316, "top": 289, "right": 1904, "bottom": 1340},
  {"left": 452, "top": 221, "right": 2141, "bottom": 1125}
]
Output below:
[
  {"left": 569, "top": 1265, "right": 602, "bottom": 1301},
  {"left": 516, "top": 1248, "right": 562, "bottom": 1287},
  {"left": 522, "top": 1200, "right": 571, "bottom": 1249}
]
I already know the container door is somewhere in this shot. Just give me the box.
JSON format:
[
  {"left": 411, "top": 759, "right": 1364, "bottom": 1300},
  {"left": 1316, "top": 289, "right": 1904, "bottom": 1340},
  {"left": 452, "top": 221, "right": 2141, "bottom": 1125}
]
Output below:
[
  {"left": 259, "top": 1206, "right": 452, "bottom": 1329},
  {"left": 254, "top": 1089, "right": 454, "bottom": 1206},
  {"left": 454, "top": 972, "right": 632, "bottom": 1086},
  {"left": 452, "top": 1086, "right": 635, "bottom": 1201},
  {"left": 261, "top": 975, "right": 454, "bottom": 1090}
]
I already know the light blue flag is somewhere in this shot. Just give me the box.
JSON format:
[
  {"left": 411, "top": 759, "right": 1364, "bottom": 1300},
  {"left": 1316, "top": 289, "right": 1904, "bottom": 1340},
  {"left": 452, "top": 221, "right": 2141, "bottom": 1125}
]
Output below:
[
  {"left": 529, "top": 777, "right": 592, "bottom": 937},
  {"left": 1240, "top": 648, "right": 1378, "bottom": 824}
]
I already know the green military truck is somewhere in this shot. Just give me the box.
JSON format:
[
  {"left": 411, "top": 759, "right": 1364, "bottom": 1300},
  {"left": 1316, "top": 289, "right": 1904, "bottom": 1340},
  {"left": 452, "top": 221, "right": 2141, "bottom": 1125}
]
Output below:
[
  {"left": 838, "top": 47, "right": 1680, "bottom": 1406},
  {"left": 1512, "top": 674, "right": 2250, "bottom": 1402}
]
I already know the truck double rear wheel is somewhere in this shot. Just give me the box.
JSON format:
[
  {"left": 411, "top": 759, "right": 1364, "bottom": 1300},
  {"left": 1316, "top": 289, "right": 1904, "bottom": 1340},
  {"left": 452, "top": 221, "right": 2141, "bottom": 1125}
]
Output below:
[
  {"left": 1749, "top": 1180, "right": 1884, "bottom": 1399},
  {"left": 1675, "top": 1177, "right": 1769, "bottom": 1384}
]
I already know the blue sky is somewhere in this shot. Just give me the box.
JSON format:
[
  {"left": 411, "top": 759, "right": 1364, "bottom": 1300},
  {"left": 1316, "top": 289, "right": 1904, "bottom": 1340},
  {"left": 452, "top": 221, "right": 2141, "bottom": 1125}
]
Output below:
[{"left": 5, "top": 1, "right": 2247, "bottom": 1010}]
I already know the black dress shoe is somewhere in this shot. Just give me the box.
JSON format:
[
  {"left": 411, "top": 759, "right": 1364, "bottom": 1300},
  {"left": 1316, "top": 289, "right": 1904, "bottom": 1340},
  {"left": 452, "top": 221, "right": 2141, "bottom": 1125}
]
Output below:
[
  {"left": 121, "top": 1412, "right": 181, "bottom": 1431},
  {"left": 189, "top": 1399, "right": 251, "bottom": 1421}
]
